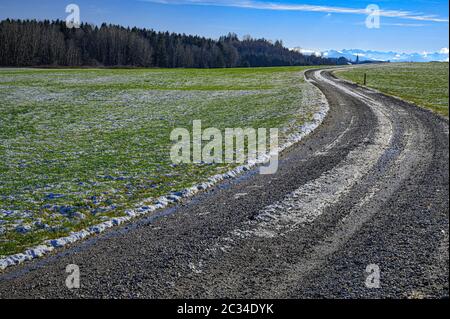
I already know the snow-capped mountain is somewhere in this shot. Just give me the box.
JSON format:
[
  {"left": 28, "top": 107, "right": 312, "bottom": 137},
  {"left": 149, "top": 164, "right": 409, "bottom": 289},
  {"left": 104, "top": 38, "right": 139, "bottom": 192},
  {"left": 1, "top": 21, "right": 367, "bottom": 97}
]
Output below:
[
  {"left": 290, "top": 47, "right": 323, "bottom": 57},
  {"left": 291, "top": 47, "right": 449, "bottom": 62},
  {"left": 322, "top": 48, "right": 449, "bottom": 62}
]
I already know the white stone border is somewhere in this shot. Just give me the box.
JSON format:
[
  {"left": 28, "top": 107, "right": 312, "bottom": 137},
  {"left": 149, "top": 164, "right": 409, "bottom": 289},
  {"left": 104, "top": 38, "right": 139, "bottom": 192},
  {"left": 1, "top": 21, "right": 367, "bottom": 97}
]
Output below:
[{"left": 0, "top": 71, "right": 329, "bottom": 271}]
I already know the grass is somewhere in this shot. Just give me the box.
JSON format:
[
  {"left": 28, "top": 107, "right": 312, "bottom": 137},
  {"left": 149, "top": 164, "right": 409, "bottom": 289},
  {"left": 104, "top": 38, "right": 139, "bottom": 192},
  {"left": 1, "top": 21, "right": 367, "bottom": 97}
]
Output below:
[
  {"left": 0, "top": 66, "right": 324, "bottom": 256},
  {"left": 335, "top": 62, "right": 449, "bottom": 117}
]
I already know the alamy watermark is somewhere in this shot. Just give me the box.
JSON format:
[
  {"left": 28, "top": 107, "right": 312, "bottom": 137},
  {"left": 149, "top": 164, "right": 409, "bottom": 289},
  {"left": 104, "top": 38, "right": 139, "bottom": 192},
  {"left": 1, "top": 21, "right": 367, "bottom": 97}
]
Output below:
[
  {"left": 66, "top": 4, "right": 81, "bottom": 29},
  {"left": 170, "top": 121, "right": 279, "bottom": 175},
  {"left": 366, "top": 4, "right": 381, "bottom": 29},
  {"left": 365, "top": 264, "right": 381, "bottom": 288},
  {"left": 65, "top": 264, "right": 80, "bottom": 289}
]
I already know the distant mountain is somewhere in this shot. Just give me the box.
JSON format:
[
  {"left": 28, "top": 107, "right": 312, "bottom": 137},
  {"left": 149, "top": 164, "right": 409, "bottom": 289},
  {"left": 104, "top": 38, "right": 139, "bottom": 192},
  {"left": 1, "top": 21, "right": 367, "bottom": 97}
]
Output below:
[
  {"left": 291, "top": 47, "right": 449, "bottom": 63},
  {"left": 322, "top": 48, "right": 449, "bottom": 63},
  {"left": 290, "top": 47, "right": 323, "bottom": 57}
]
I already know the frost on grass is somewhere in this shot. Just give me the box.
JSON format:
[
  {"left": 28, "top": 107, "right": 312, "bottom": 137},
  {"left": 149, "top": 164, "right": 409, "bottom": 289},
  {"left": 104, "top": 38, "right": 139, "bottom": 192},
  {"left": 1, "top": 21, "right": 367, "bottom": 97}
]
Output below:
[
  {"left": 336, "top": 62, "right": 449, "bottom": 117},
  {"left": 0, "top": 67, "right": 324, "bottom": 257}
]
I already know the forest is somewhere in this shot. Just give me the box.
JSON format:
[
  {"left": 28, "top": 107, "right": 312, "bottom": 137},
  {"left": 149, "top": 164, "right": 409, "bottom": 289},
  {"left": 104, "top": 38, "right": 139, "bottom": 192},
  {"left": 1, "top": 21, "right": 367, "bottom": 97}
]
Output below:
[{"left": 0, "top": 19, "right": 349, "bottom": 68}]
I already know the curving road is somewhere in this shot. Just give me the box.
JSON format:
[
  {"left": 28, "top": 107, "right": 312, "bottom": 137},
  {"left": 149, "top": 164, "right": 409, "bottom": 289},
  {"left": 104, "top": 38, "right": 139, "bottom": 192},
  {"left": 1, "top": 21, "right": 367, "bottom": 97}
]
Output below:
[{"left": 0, "top": 68, "right": 448, "bottom": 299}]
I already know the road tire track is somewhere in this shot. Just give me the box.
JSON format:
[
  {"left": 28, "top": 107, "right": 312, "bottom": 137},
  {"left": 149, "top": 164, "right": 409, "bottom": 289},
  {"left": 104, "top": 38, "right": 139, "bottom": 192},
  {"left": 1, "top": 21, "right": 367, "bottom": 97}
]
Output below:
[{"left": 0, "top": 68, "right": 448, "bottom": 299}]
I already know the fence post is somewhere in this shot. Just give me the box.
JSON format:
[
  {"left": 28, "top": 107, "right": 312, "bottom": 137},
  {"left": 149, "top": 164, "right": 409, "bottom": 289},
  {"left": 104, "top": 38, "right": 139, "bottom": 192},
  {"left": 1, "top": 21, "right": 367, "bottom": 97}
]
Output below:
[{"left": 364, "top": 73, "right": 367, "bottom": 85}]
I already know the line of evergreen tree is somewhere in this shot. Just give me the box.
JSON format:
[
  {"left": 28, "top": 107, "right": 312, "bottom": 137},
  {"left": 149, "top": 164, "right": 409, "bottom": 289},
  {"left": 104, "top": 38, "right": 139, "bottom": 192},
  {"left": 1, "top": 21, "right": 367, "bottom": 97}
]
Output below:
[{"left": 0, "top": 19, "right": 348, "bottom": 68}]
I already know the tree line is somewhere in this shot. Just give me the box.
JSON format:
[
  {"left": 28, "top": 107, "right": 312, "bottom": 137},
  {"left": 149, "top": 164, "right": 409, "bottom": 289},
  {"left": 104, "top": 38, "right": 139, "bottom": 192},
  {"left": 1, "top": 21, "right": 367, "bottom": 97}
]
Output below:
[{"left": 0, "top": 19, "right": 349, "bottom": 68}]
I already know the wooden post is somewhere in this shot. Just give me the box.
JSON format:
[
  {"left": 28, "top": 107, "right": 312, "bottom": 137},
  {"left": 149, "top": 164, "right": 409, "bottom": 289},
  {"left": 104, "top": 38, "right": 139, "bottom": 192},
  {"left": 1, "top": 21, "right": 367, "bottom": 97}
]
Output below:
[{"left": 363, "top": 73, "right": 367, "bottom": 85}]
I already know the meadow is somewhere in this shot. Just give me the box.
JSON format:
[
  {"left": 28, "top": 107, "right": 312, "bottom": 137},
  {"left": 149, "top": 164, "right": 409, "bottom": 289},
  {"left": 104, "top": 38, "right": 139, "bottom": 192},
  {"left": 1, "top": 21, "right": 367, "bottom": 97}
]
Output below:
[
  {"left": 0, "top": 66, "right": 325, "bottom": 256},
  {"left": 335, "top": 62, "right": 449, "bottom": 117}
]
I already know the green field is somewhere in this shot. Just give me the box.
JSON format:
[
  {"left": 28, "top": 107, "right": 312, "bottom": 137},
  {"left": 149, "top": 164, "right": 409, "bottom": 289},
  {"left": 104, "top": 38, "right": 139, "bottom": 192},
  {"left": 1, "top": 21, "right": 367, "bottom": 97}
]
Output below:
[
  {"left": 335, "top": 63, "right": 449, "bottom": 117},
  {"left": 0, "top": 66, "right": 324, "bottom": 256}
]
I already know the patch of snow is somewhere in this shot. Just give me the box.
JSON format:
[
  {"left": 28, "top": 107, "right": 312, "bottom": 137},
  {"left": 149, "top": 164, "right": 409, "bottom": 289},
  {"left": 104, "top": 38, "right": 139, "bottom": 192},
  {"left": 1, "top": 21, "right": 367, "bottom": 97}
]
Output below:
[
  {"left": 15, "top": 224, "right": 32, "bottom": 234},
  {"left": 0, "top": 71, "right": 329, "bottom": 271}
]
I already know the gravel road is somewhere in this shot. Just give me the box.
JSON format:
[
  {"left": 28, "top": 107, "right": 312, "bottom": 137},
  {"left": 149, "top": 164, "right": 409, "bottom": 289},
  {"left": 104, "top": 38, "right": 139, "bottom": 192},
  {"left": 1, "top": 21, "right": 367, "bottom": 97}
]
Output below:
[{"left": 0, "top": 68, "right": 448, "bottom": 299}]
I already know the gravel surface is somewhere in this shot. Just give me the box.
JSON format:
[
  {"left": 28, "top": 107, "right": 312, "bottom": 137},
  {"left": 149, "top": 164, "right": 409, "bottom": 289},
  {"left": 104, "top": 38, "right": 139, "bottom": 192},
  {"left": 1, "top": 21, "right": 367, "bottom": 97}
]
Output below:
[{"left": 0, "top": 68, "right": 448, "bottom": 299}]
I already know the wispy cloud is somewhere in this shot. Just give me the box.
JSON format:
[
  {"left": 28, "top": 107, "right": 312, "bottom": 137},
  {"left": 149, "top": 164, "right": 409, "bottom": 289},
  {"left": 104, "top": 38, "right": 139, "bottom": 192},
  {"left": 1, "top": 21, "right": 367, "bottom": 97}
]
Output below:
[
  {"left": 382, "top": 23, "right": 427, "bottom": 27},
  {"left": 354, "top": 22, "right": 428, "bottom": 27},
  {"left": 142, "top": 0, "right": 449, "bottom": 23}
]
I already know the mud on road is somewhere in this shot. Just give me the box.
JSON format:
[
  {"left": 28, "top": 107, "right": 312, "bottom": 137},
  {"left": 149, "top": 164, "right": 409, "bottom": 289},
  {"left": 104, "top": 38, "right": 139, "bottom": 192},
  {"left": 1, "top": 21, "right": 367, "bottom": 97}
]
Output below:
[{"left": 0, "top": 68, "right": 448, "bottom": 299}]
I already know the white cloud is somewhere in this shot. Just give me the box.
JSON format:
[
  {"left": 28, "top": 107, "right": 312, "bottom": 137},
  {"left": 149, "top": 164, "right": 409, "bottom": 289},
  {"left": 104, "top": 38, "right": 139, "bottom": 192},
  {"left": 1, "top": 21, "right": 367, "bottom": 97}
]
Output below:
[
  {"left": 383, "top": 23, "right": 427, "bottom": 27},
  {"left": 142, "top": 0, "right": 449, "bottom": 23},
  {"left": 439, "top": 48, "right": 449, "bottom": 54}
]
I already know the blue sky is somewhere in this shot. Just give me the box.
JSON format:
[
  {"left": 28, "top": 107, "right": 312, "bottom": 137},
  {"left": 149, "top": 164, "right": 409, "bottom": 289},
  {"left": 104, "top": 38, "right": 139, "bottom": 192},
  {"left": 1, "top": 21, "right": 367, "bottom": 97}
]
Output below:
[{"left": 0, "top": 0, "right": 448, "bottom": 52}]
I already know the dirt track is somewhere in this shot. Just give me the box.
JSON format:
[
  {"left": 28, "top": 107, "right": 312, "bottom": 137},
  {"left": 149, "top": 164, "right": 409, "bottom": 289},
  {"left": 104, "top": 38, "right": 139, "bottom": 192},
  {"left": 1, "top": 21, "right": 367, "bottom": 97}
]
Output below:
[{"left": 0, "top": 68, "right": 448, "bottom": 299}]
